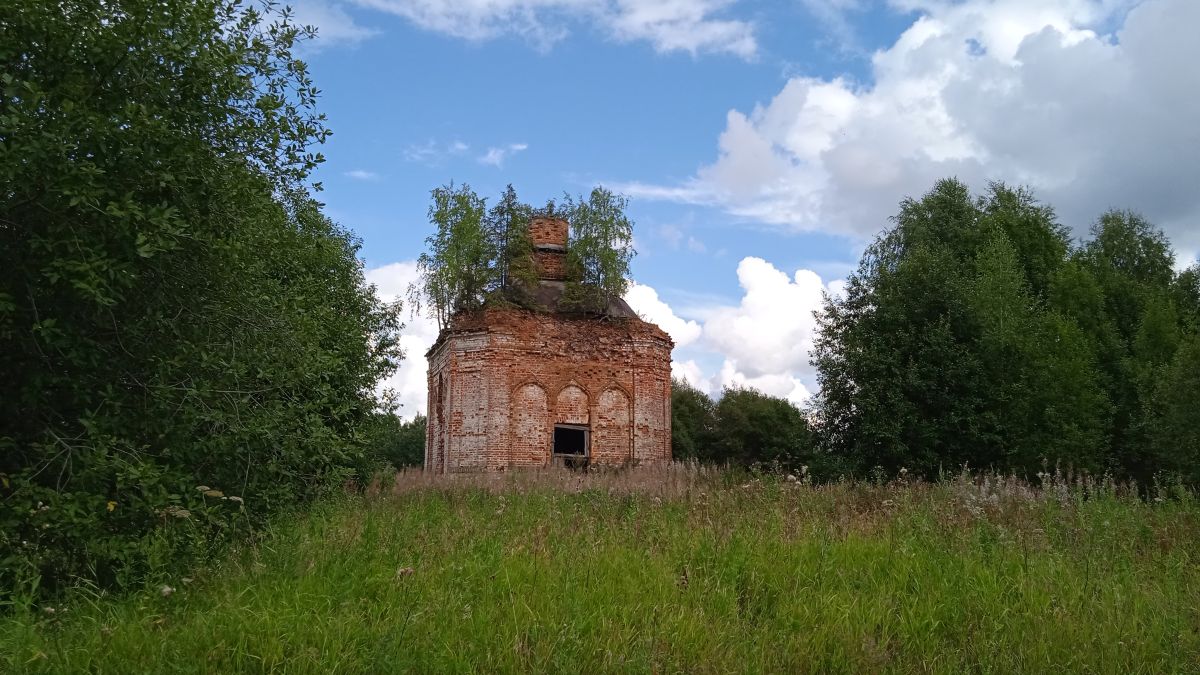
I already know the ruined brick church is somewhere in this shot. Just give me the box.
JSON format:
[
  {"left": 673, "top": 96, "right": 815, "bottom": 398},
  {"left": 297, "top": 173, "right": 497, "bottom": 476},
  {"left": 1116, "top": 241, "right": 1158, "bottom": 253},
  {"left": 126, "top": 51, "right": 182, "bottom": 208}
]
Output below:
[{"left": 425, "top": 216, "right": 673, "bottom": 472}]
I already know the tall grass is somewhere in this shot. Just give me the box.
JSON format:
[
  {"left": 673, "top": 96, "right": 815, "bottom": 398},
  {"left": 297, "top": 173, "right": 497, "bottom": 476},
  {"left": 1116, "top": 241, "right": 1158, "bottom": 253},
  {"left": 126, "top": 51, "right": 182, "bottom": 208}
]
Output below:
[{"left": 3, "top": 464, "right": 1198, "bottom": 673}]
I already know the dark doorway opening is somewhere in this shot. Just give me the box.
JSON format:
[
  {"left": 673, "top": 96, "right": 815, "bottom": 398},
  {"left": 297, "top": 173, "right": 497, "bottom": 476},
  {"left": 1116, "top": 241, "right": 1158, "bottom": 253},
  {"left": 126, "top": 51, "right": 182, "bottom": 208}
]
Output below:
[{"left": 553, "top": 425, "right": 589, "bottom": 469}]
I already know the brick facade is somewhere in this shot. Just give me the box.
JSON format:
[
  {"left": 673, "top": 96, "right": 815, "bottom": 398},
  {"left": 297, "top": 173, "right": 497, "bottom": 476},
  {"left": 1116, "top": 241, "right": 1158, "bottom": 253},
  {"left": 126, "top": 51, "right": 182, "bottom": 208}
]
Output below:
[
  {"left": 532, "top": 250, "right": 567, "bottom": 281},
  {"left": 424, "top": 217, "right": 673, "bottom": 472},
  {"left": 425, "top": 309, "right": 673, "bottom": 471},
  {"left": 528, "top": 216, "right": 568, "bottom": 248}
]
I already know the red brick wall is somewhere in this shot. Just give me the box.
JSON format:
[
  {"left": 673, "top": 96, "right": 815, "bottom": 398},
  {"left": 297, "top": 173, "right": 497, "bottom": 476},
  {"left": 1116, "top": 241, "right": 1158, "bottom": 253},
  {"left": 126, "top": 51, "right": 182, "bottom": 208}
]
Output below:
[
  {"left": 533, "top": 250, "right": 566, "bottom": 281},
  {"left": 511, "top": 383, "right": 549, "bottom": 465},
  {"left": 426, "top": 309, "right": 672, "bottom": 472},
  {"left": 555, "top": 385, "right": 589, "bottom": 425},
  {"left": 529, "top": 217, "right": 567, "bottom": 248},
  {"left": 592, "top": 388, "right": 631, "bottom": 464}
]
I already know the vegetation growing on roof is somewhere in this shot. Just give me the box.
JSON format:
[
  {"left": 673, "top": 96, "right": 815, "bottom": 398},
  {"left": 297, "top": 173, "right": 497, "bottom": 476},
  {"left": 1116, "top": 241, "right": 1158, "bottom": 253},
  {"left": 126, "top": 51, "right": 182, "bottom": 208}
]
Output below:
[{"left": 411, "top": 183, "right": 636, "bottom": 327}]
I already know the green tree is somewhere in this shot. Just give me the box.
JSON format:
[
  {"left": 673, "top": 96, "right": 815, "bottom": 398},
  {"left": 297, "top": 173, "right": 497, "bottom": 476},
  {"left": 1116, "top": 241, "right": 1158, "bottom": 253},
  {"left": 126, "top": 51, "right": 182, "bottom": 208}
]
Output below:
[
  {"left": 412, "top": 183, "right": 493, "bottom": 329},
  {"left": 0, "top": 0, "right": 401, "bottom": 596},
  {"left": 562, "top": 187, "right": 635, "bottom": 314},
  {"left": 1073, "top": 211, "right": 1186, "bottom": 482},
  {"left": 484, "top": 185, "right": 537, "bottom": 303},
  {"left": 1141, "top": 337, "right": 1200, "bottom": 485},
  {"left": 709, "top": 388, "right": 816, "bottom": 470},
  {"left": 1171, "top": 265, "right": 1200, "bottom": 331},
  {"left": 413, "top": 185, "right": 638, "bottom": 322},
  {"left": 366, "top": 413, "right": 427, "bottom": 469},
  {"left": 813, "top": 179, "right": 1109, "bottom": 478},
  {"left": 670, "top": 378, "right": 715, "bottom": 462}
]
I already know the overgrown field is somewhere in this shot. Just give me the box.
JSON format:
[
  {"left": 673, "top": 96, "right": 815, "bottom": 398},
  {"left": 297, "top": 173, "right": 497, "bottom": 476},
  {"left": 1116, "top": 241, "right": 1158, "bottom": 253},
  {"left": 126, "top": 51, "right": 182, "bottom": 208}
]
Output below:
[{"left": 3, "top": 466, "right": 1199, "bottom": 673}]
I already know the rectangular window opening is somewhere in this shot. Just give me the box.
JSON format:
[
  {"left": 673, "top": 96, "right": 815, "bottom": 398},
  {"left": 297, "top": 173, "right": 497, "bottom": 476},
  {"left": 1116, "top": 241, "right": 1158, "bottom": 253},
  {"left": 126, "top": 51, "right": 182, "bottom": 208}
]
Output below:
[{"left": 553, "top": 425, "right": 589, "bottom": 469}]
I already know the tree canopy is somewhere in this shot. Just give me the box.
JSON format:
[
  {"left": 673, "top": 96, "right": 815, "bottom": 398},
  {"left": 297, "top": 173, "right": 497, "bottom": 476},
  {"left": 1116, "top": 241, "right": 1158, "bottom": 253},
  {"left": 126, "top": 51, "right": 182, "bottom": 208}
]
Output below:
[
  {"left": 561, "top": 187, "right": 636, "bottom": 312},
  {"left": 412, "top": 183, "right": 636, "bottom": 325},
  {"left": 1, "top": 0, "right": 401, "bottom": 596},
  {"left": 812, "top": 178, "right": 1198, "bottom": 483},
  {"left": 670, "top": 380, "right": 828, "bottom": 475}
]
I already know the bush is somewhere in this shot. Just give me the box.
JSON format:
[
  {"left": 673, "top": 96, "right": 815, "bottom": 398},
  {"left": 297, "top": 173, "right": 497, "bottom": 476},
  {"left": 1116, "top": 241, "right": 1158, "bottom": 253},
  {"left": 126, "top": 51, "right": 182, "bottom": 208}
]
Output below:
[
  {"left": 670, "top": 378, "right": 715, "bottom": 462},
  {"left": 671, "top": 380, "right": 823, "bottom": 474},
  {"left": 367, "top": 414, "right": 428, "bottom": 470},
  {"left": 0, "top": 0, "right": 401, "bottom": 597}
]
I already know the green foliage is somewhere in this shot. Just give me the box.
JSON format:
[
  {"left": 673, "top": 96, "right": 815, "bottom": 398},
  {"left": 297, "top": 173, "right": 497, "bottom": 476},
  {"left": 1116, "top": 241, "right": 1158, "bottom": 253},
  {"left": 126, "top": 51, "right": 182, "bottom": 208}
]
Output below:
[
  {"left": 561, "top": 187, "right": 636, "bottom": 314},
  {"left": 814, "top": 180, "right": 1112, "bottom": 478},
  {"left": 4, "top": 475, "right": 1198, "bottom": 671},
  {"left": 486, "top": 185, "right": 537, "bottom": 303},
  {"left": 815, "top": 178, "right": 1199, "bottom": 484},
  {"left": 710, "top": 388, "right": 815, "bottom": 469},
  {"left": 412, "top": 183, "right": 638, "bottom": 322},
  {"left": 1171, "top": 265, "right": 1200, "bottom": 330},
  {"left": 365, "top": 414, "right": 427, "bottom": 470},
  {"left": 1141, "top": 337, "right": 1200, "bottom": 485},
  {"left": 669, "top": 378, "right": 715, "bottom": 462},
  {"left": 412, "top": 183, "right": 492, "bottom": 329},
  {"left": 670, "top": 380, "right": 822, "bottom": 473},
  {"left": 0, "top": 0, "right": 401, "bottom": 597}
]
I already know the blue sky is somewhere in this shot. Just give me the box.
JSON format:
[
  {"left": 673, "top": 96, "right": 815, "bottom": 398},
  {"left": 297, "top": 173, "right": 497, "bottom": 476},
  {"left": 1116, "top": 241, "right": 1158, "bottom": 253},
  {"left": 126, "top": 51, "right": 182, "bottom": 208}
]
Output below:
[{"left": 289, "top": 0, "right": 1200, "bottom": 417}]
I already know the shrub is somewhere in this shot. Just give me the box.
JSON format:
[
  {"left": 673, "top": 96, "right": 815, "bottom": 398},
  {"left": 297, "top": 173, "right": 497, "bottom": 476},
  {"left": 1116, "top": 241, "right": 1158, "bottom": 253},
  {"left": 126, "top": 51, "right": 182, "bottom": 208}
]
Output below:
[{"left": 0, "top": 0, "right": 401, "bottom": 597}]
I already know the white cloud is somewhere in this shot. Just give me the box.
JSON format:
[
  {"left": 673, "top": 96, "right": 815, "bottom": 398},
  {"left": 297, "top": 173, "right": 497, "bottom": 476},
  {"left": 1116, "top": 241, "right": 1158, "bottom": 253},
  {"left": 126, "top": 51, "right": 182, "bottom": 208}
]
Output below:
[
  {"left": 624, "top": 282, "right": 702, "bottom": 347},
  {"left": 291, "top": 0, "right": 379, "bottom": 47},
  {"left": 627, "top": 258, "right": 845, "bottom": 407},
  {"left": 797, "top": 0, "right": 869, "bottom": 54},
  {"left": 622, "top": 0, "right": 1200, "bottom": 250},
  {"left": 344, "top": 169, "right": 379, "bottom": 180},
  {"left": 656, "top": 224, "right": 707, "bottom": 253},
  {"left": 403, "top": 141, "right": 439, "bottom": 163},
  {"left": 717, "top": 359, "right": 813, "bottom": 406},
  {"left": 366, "top": 261, "right": 439, "bottom": 420},
  {"left": 403, "top": 139, "right": 473, "bottom": 165},
  {"left": 671, "top": 358, "right": 712, "bottom": 392},
  {"left": 478, "top": 143, "right": 529, "bottom": 167},
  {"left": 351, "top": 0, "right": 757, "bottom": 58},
  {"left": 603, "top": 0, "right": 757, "bottom": 58},
  {"left": 696, "top": 256, "right": 842, "bottom": 405}
]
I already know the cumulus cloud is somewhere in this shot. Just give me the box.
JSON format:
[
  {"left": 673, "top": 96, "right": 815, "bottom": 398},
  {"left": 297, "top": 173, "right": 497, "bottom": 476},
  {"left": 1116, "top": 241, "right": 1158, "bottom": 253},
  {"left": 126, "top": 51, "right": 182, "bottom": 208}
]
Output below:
[
  {"left": 366, "top": 262, "right": 439, "bottom": 420},
  {"left": 629, "top": 257, "right": 844, "bottom": 406},
  {"left": 717, "top": 360, "right": 813, "bottom": 406},
  {"left": 351, "top": 0, "right": 757, "bottom": 58},
  {"left": 624, "top": 282, "right": 702, "bottom": 348},
  {"left": 694, "top": 257, "right": 842, "bottom": 404},
  {"left": 478, "top": 143, "right": 529, "bottom": 167},
  {"left": 621, "top": 0, "right": 1200, "bottom": 251},
  {"left": 671, "top": 358, "right": 712, "bottom": 392}
]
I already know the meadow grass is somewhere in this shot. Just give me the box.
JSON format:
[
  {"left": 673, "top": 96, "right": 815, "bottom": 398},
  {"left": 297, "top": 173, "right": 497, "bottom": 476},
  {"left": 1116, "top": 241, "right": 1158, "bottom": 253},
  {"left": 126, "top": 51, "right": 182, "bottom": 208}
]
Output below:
[{"left": 2, "top": 465, "right": 1198, "bottom": 673}]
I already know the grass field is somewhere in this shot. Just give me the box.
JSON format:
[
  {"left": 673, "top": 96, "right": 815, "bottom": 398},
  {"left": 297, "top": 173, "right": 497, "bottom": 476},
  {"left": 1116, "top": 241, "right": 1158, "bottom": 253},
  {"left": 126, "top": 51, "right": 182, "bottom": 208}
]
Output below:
[{"left": 3, "top": 465, "right": 1198, "bottom": 673}]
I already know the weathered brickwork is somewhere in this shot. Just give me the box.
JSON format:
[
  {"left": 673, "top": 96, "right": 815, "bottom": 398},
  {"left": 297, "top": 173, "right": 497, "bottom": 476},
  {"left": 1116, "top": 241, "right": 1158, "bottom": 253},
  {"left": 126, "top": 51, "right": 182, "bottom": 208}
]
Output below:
[
  {"left": 528, "top": 217, "right": 568, "bottom": 248},
  {"left": 425, "top": 307, "right": 673, "bottom": 472},
  {"left": 425, "top": 215, "right": 672, "bottom": 472},
  {"left": 533, "top": 250, "right": 567, "bottom": 281}
]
